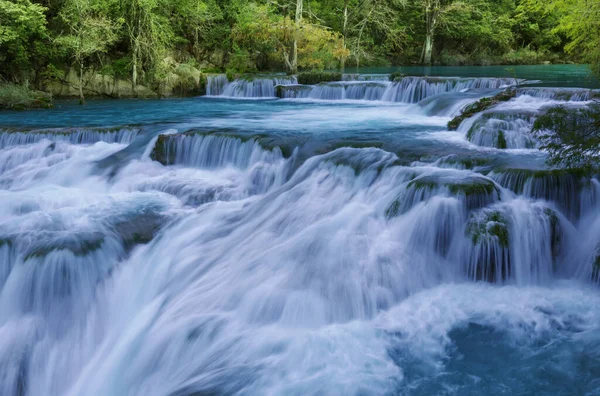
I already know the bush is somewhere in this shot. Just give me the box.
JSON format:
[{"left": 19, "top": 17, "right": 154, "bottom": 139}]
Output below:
[
  {"left": 0, "top": 83, "right": 53, "bottom": 110},
  {"left": 297, "top": 71, "right": 342, "bottom": 85}
]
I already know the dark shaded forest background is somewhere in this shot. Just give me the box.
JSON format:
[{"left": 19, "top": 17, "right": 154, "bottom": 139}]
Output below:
[{"left": 1, "top": 0, "right": 599, "bottom": 88}]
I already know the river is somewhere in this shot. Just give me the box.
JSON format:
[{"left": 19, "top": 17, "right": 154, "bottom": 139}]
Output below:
[{"left": 0, "top": 65, "right": 599, "bottom": 395}]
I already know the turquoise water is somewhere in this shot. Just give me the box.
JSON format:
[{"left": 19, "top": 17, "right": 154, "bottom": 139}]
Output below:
[
  {"left": 348, "top": 64, "right": 600, "bottom": 88},
  {"left": 0, "top": 67, "right": 599, "bottom": 395}
]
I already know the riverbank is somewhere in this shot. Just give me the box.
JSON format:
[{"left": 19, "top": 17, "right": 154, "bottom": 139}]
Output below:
[{"left": 2, "top": 64, "right": 597, "bottom": 111}]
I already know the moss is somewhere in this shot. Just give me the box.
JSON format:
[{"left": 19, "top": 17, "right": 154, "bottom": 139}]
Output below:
[
  {"left": 385, "top": 199, "right": 402, "bottom": 219},
  {"left": 407, "top": 175, "right": 499, "bottom": 199},
  {"left": 0, "top": 239, "right": 12, "bottom": 248},
  {"left": 406, "top": 179, "right": 438, "bottom": 190},
  {"left": 389, "top": 72, "right": 405, "bottom": 82},
  {"left": 544, "top": 207, "right": 562, "bottom": 262},
  {"left": 448, "top": 182, "right": 497, "bottom": 197},
  {"left": 150, "top": 134, "right": 171, "bottom": 165},
  {"left": 447, "top": 88, "right": 517, "bottom": 130},
  {"left": 496, "top": 130, "right": 507, "bottom": 149},
  {"left": 297, "top": 72, "right": 342, "bottom": 85},
  {"left": 444, "top": 157, "right": 490, "bottom": 169},
  {"left": 23, "top": 237, "right": 105, "bottom": 261},
  {"left": 466, "top": 210, "right": 510, "bottom": 248}
]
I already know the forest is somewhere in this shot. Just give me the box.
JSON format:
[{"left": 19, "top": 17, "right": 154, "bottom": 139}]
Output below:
[{"left": 1, "top": 0, "right": 599, "bottom": 91}]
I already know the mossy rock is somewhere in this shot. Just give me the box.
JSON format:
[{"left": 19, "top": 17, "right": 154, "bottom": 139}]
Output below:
[
  {"left": 447, "top": 88, "right": 517, "bottom": 130},
  {"left": 150, "top": 134, "right": 174, "bottom": 165},
  {"left": 466, "top": 210, "right": 510, "bottom": 248},
  {"left": 297, "top": 72, "right": 342, "bottom": 85},
  {"left": 389, "top": 72, "right": 406, "bottom": 82},
  {"left": 23, "top": 235, "right": 105, "bottom": 261},
  {"left": 275, "top": 84, "right": 312, "bottom": 98},
  {"left": 438, "top": 156, "right": 490, "bottom": 169},
  {"left": 407, "top": 175, "right": 499, "bottom": 198},
  {"left": 386, "top": 173, "right": 499, "bottom": 218}
]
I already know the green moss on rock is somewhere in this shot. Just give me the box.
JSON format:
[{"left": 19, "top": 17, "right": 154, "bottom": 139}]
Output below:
[
  {"left": 466, "top": 210, "right": 510, "bottom": 248},
  {"left": 297, "top": 72, "right": 342, "bottom": 85},
  {"left": 497, "top": 130, "right": 507, "bottom": 149},
  {"left": 448, "top": 88, "right": 517, "bottom": 130}
]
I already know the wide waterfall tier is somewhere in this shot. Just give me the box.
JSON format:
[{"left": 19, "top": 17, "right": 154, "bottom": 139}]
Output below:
[
  {"left": 278, "top": 77, "right": 521, "bottom": 103},
  {"left": 208, "top": 75, "right": 522, "bottom": 102},
  {"left": 150, "top": 132, "right": 291, "bottom": 194},
  {"left": 206, "top": 74, "right": 297, "bottom": 98},
  {"left": 0, "top": 127, "right": 139, "bottom": 148},
  {"left": 461, "top": 110, "right": 538, "bottom": 149},
  {"left": 517, "top": 87, "right": 600, "bottom": 101}
]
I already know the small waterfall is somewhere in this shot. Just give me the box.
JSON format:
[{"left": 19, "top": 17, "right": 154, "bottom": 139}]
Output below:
[
  {"left": 381, "top": 77, "right": 521, "bottom": 103},
  {"left": 206, "top": 74, "right": 229, "bottom": 96},
  {"left": 303, "top": 82, "right": 390, "bottom": 101},
  {"left": 210, "top": 76, "right": 522, "bottom": 102},
  {"left": 151, "top": 133, "right": 291, "bottom": 193},
  {"left": 278, "top": 77, "right": 521, "bottom": 103},
  {"left": 490, "top": 169, "right": 596, "bottom": 221},
  {"left": 462, "top": 111, "right": 538, "bottom": 149},
  {"left": 517, "top": 87, "right": 598, "bottom": 101},
  {"left": 418, "top": 90, "right": 498, "bottom": 117},
  {"left": 221, "top": 76, "right": 297, "bottom": 98},
  {"left": 461, "top": 202, "right": 562, "bottom": 284},
  {"left": 0, "top": 127, "right": 139, "bottom": 149}
]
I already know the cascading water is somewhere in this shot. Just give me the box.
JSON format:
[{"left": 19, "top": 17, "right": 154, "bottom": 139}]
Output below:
[{"left": 1, "top": 68, "right": 600, "bottom": 396}]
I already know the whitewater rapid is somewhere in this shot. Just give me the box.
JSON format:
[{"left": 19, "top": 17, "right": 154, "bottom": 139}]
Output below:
[{"left": 0, "top": 73, "right": 599, "bottom": 395}]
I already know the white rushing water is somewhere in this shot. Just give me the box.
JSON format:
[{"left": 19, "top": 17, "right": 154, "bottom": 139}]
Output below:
[{"left": 1, "top": 73, "right": 600, "bottom": 395}]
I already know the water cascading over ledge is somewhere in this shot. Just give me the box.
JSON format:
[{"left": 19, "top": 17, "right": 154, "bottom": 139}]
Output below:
[
  {"left": 207, "top": 74, "right": 523, "bottom": 102},
  {"left": 2, "top": 67, "right": 600, "bottom": 395},
  {"left": 0, "top": 127, "right": 139, "bottom": 149}
]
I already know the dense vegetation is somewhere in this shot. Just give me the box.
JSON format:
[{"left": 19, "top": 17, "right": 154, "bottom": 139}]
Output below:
[{"left": 0, "top": 0, "right": 599, "bottom": 93}]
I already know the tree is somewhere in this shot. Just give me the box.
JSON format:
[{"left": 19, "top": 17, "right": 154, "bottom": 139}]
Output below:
[
  {"left": 231, "top": 1, "right": 348, "bottom": 72},
  {"left": 0, "top": 0, "right": 48, "bottom": 82},
  {"left": 57, "top": 0, "right": 118, "bottom": 103},
  {"left": 532, "top": 103, "right": 600, "bottom": 172}
]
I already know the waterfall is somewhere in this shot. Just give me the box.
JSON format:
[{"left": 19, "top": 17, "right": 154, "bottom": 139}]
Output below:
[
  {"left": 221, "top": 76, "right": 297, "bottom": 98},
  {"left": 206, "top": 74, "right": 230, "bottom": 96},
  {"left": 490, "top": 169, "right": 597, "bottom": 221},
  {"left": 1, "top": 68, "right": 600, "bottom": 395},
  {"left": 461, "top": 110, "right": 538, "bottom": 149},
  {"left": 0, "top": 127, "right": 139, "bottom": 149},
  {"left": 278, "top": 77, "right": 520, "bottom": 103},
  {"left": 151, "top": 133, "right": 291, "bottom": 194},
  {"left": 517, "top": 87, "right": 599, "bottom": 101}
]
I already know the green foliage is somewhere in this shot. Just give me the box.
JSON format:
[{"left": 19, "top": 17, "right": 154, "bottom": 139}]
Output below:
[
  {"left": 297, "top": 72, "right": 343, "bottom": 85},
  {"left": 0, "top": 0, "right": 595, "bottom": 90},
  {"left": 0, "top": 0, "right": 48, "bottom": 82},
  {"left": 532, "top": 103, "right": 600, "bottom": 172},
  {"left": 0, "top": 83, "right": 52, "bottom": 110}
]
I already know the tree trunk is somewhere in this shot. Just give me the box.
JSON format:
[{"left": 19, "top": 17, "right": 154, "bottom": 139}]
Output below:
[
  {"left": 79, "top": 60, "right": 85, "bottom": 105},
  {"left": 422, "top": 0, "right": 437, "bottom": 65},
  {"left": 132, "top": 38, "right": 139, "bottom": 95},
  {"left": 423, "top": 31, "right": 433, "bottom": 65},
  {"left": 291, "top": 0, "right": 303, "bottom": 74},
  {"left": 341, "top": 1, "right": 348, "bottom": 71}
]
